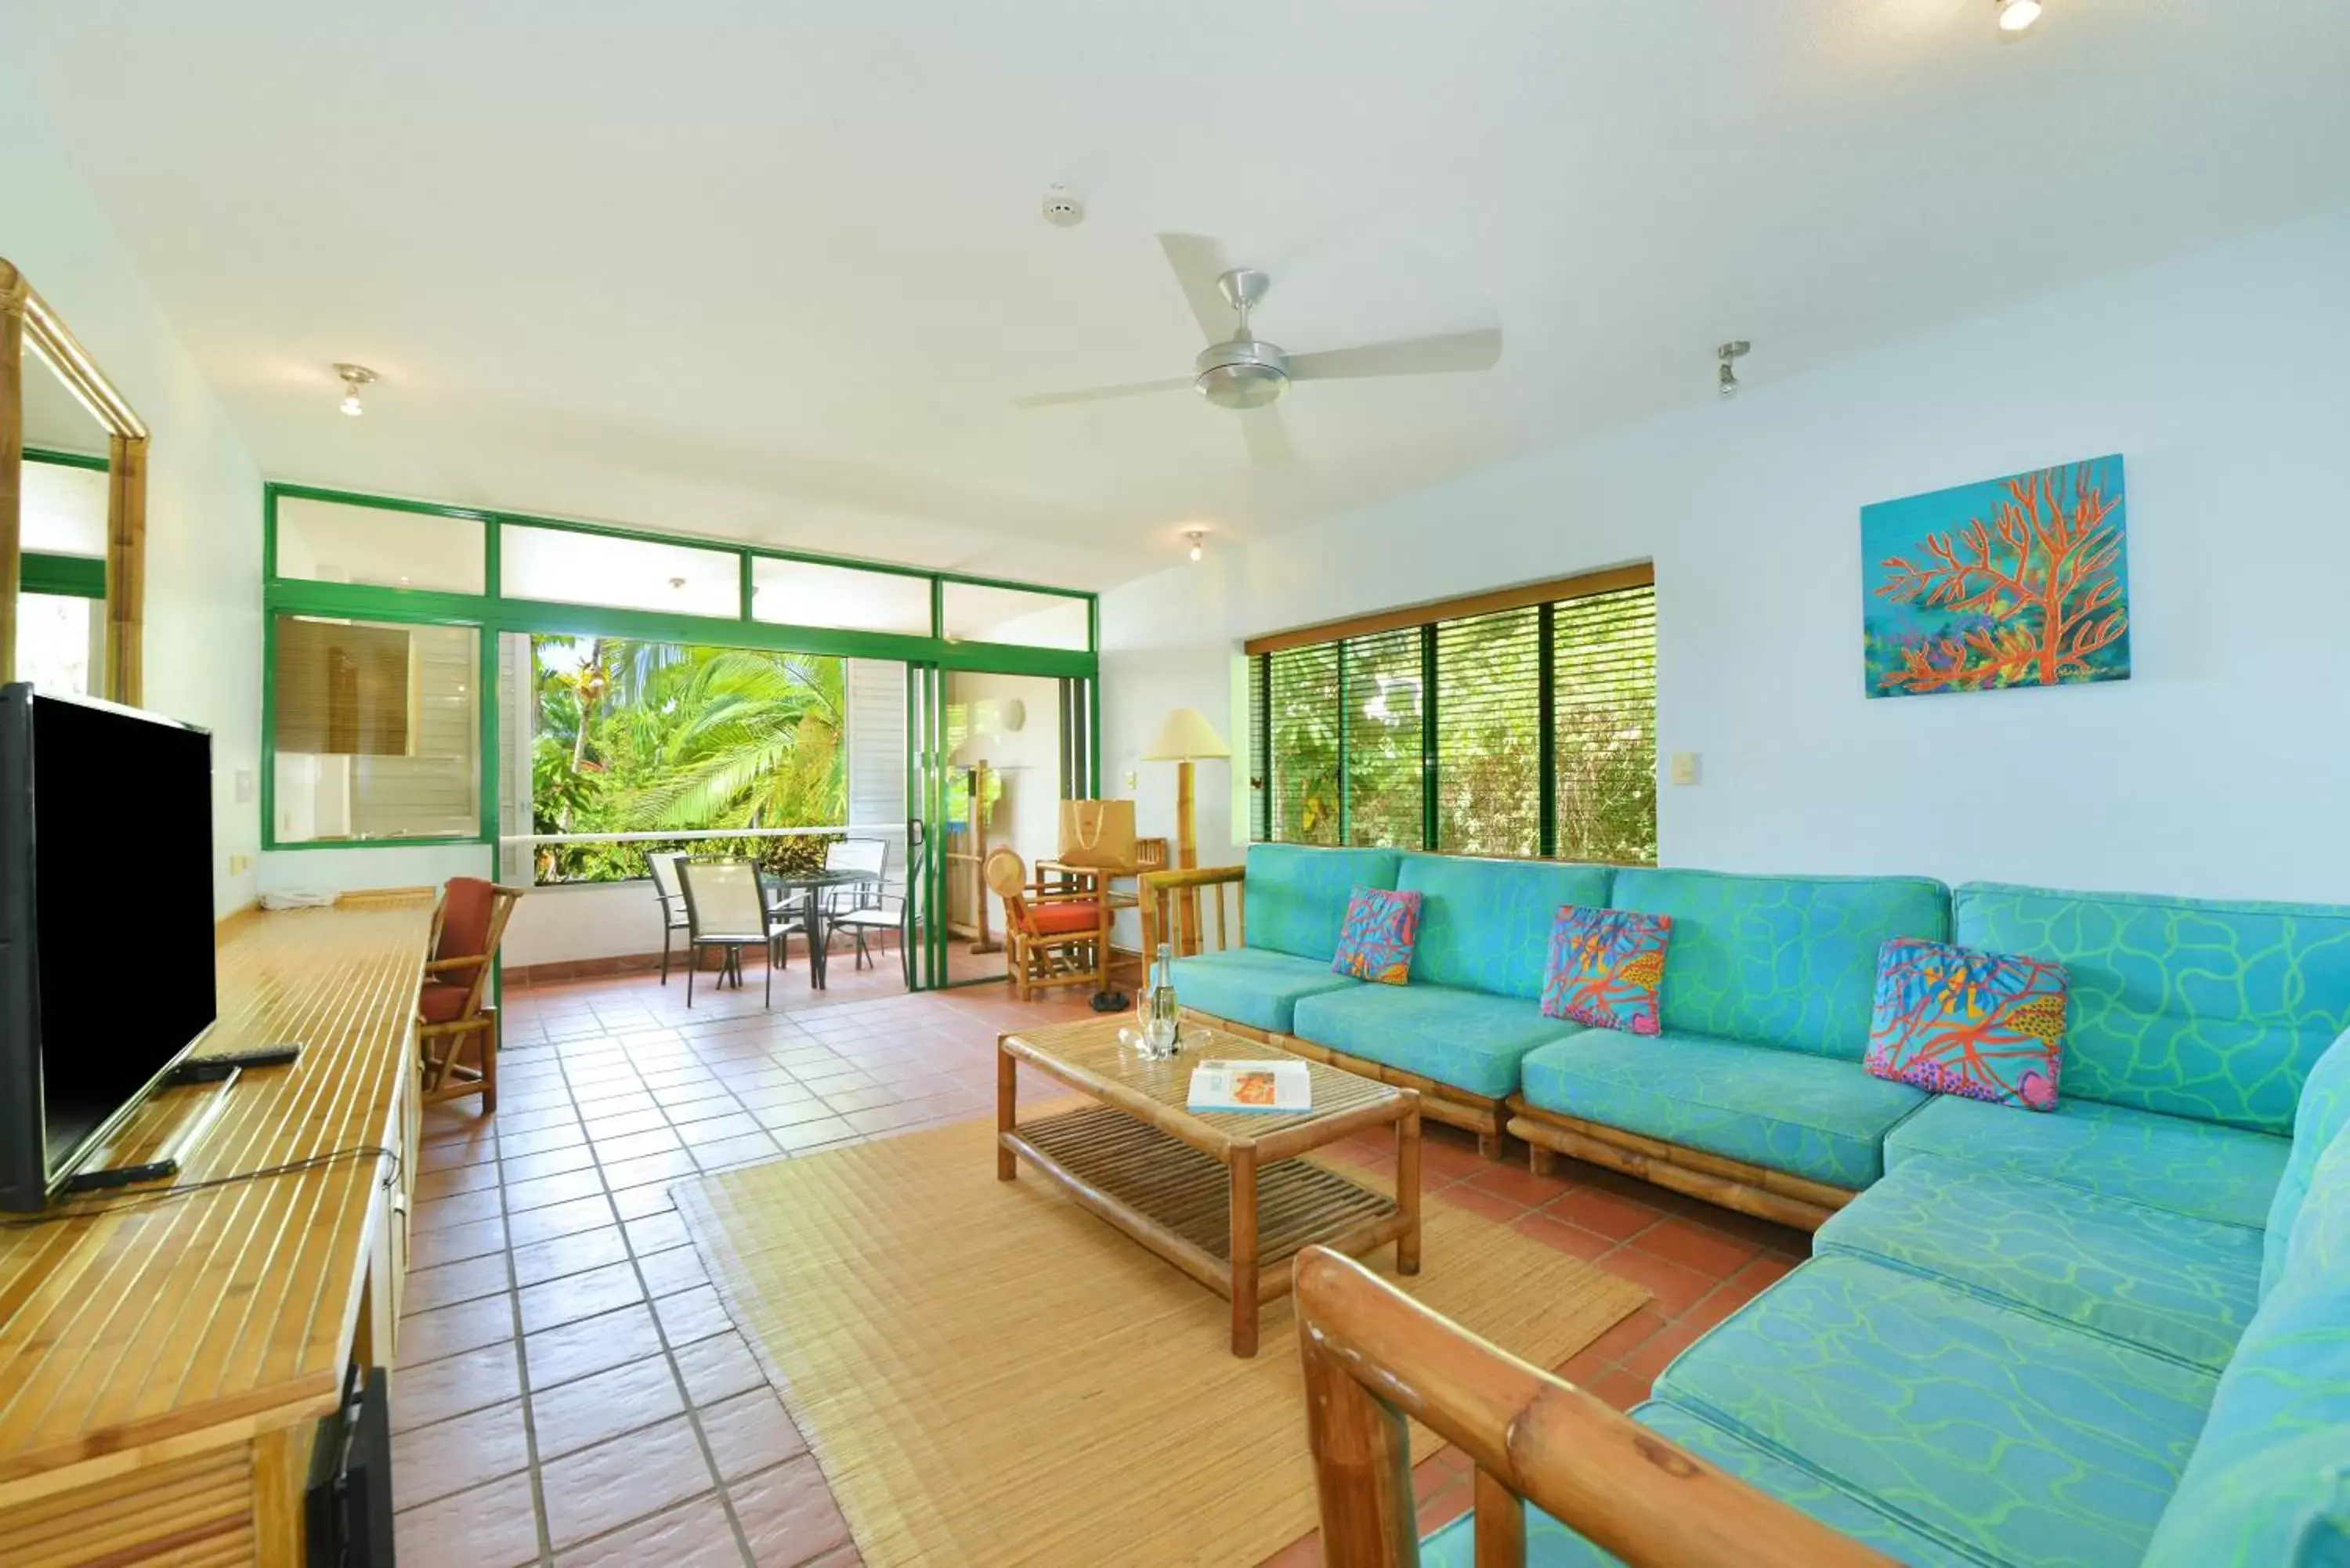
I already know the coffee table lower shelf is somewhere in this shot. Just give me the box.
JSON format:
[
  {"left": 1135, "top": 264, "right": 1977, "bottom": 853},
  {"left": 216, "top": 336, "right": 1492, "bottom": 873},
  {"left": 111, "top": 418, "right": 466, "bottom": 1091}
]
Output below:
[{"left": 1001, "top": 1104, "right": 1411, "bottom": 1353}]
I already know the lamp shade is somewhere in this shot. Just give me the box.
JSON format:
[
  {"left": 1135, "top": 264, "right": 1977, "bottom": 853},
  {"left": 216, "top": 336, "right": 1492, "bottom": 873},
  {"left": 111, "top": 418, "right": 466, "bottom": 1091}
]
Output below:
[{"left": 1142, "top": 707, "right": 1231, "bottom": 762}]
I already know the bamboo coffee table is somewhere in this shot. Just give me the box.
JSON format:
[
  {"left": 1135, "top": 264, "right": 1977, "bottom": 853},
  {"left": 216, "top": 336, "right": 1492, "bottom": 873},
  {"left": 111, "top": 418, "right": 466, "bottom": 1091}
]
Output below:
[{"left": 996, "top": 1016, "right": 1422, "bottom": 1357}]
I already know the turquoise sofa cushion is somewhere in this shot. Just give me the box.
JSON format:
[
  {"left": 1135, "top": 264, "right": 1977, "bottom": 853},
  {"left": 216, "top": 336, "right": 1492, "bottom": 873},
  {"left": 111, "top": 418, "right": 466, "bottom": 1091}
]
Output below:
[
  {"left": 1884, "top": 1093, "right": 2289, "bottom": 1230},
  {"left": 1517, "top": 1028, "right": 1925, "bottom": 1190},
  {"left": 1289, "top": 984, "right": 1569, "bottom": 1100},
  {"left": 2262, "top": 1027, "right": 2350, "bottom": 1298},
  {"left": 1396, "top": 853, "right": 1614, "bottom": 1000},
  {"left": 1608, "top": 869, "right": 1950, "bottom": 1060},
  {"left": 1656, "top": 1255, "right": 2218, "bottom": 1568},
  {"left": 1953, "top": 882, "right": 2350, "bottom": 1136},
  {"left": 1242, "top": 844, "right": 1401, "bottom": 963},
  {"left": 1815, "top": 1155, "right": 2263, "bottom": 1372},
  {"left": 2146, "top": 1125, "right": 2350, "bottom": 1566},
  {"left": 1167, "top": 948, "right": 1358, "bottom": 1036},
  {"left": 1418, "top": 1401, "right": 1979, "bottom": 1568}
]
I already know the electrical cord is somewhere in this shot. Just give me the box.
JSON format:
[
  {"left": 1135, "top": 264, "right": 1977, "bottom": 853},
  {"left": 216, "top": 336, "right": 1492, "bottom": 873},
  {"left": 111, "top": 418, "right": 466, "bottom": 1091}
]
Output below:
[{"left": 0, "top": 1144, "right": 403, "bottom": 1230}]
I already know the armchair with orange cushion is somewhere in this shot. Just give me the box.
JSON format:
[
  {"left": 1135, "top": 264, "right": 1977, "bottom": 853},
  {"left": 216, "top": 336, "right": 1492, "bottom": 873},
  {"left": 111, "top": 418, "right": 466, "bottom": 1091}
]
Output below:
[
  {"left": 984, "top": 847, "right": 1109, "bottom": 1003},
  {"left": 418, "top": 877, "right": 526, "bottom": 1111}
]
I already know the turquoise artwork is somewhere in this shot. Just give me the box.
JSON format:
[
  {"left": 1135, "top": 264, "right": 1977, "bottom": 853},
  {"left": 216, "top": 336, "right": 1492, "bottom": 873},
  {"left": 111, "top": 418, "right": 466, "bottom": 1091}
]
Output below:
[{"left": 1863, "top": 454, "right": 2130, "bottom": 699}]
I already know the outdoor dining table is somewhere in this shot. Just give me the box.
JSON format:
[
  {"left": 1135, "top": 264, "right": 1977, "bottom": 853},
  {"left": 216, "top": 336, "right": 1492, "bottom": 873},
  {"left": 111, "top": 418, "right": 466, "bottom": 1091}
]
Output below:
[{"left": 761, "top": 867, "right": 881, "bottom": 991}]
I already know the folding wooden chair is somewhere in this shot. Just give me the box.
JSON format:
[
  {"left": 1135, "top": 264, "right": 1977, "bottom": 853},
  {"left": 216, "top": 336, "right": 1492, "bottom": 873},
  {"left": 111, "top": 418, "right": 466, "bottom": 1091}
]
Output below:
[{"left": 418, "top": 877, "right": 526, "bottom": 1111}]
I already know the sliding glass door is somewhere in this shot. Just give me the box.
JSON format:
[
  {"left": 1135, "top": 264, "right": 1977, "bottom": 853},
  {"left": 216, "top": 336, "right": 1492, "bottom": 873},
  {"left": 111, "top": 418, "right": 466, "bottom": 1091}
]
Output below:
[{"left": 908, "top": 665, "right": 1097, "bottom": 989}]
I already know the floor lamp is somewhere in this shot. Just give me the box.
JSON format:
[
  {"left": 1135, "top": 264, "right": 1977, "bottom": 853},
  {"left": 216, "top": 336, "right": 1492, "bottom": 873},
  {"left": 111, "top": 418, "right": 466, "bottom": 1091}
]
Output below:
[{"left": 1143, "top": 707, "right": 1230, "bottom": 956}]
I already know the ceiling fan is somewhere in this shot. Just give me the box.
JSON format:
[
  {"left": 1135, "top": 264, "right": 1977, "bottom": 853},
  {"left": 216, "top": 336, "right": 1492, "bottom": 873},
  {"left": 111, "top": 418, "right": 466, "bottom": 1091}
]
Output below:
[{"left": 1014, "top": 233, "right": 1503, "bottom": 464}]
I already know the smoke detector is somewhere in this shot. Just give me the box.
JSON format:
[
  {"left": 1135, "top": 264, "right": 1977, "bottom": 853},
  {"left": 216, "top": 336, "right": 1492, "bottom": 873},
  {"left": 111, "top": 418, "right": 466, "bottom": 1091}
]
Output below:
[{"left": 1040, "top": 186, "right": 1086, "bottom": 228}]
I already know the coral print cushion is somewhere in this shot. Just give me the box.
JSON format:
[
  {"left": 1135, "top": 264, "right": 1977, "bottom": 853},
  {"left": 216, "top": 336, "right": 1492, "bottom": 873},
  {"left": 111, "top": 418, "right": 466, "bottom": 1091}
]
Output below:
[
  {"left": 1864, "top": 937, "right": 2069, "bottom": 1111},
  {"left": 1540, "top": 905, "right": 1672, "bottom": 1035},
  {"left": 1331, "top": 887, "right": 1423, "bottom": 985}
]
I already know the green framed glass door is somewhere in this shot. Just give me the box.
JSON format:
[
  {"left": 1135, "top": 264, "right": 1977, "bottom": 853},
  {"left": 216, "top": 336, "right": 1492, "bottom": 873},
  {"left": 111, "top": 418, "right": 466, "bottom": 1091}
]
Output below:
[{"left": 907, "top": 664, "right": 1098, "bottom": 990}]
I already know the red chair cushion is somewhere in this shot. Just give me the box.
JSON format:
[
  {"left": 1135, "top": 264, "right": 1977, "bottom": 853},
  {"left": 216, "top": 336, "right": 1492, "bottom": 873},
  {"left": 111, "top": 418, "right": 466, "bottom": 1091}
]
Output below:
[
  {"left": 419, "top": 981, "right": 473, "bottom": 1024},
  {"left": 437, "top": 877, "right": 496, "bottom": 963},
  {"left": 1027, "top": 901, "right": 1104, "bottom": 936}
]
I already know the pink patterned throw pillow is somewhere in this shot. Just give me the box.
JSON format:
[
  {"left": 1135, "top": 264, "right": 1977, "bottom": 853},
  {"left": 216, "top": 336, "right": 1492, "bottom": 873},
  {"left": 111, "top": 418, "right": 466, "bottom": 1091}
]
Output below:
[
  {"left": 1864, "top": 938, "right": 2069, "bottom": 1111},
  {"left": 1331, "top": 887, "right": 1422, "bottom": 985},
  {"left": 1540, "top": 905, "right": 1672, "bottom": 1035}
]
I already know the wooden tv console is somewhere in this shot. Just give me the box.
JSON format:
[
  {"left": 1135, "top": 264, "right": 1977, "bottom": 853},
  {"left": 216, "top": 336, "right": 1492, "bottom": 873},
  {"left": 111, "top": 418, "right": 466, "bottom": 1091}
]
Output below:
[{"left": 0, "top": 894, "right": 432, "bottom": 1565}]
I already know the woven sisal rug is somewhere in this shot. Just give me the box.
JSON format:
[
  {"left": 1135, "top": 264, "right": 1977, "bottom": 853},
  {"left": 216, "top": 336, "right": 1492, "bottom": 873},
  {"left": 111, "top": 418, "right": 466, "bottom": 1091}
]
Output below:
[{"left": 674, "top": 1115, "right": 1647, "bottom": 1566}]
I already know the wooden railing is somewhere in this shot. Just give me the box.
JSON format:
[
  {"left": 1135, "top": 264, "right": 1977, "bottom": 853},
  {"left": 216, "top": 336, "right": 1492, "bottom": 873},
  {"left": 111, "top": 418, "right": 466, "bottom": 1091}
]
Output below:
[
  {"left": 1138, "top": 863, "right": 1245, "bottom": 962},
  {"left": 1292, "top": 1246, "right": 1895, "bottom": 1568}
]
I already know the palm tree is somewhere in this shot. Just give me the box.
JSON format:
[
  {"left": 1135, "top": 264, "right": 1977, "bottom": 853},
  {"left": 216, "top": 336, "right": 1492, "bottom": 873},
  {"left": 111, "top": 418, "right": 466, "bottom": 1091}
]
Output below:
[{"left": 626, "top": 649, "right": 847, "bottom": 830}]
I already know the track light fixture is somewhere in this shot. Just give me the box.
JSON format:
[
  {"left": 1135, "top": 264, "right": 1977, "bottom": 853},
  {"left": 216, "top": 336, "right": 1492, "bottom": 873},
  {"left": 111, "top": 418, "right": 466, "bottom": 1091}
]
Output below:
[
  {"left": 1716, "top": 341, "right": 1750, "bottom": 399},
  {"left": 334, "top": 363, "right": 377, "bottom": 417}
]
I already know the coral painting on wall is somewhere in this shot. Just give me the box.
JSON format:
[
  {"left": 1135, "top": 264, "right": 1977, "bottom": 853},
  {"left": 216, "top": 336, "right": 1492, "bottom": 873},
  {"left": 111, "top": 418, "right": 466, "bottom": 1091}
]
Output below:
[{"left": 1863, "top": 454, "right": 2130, "bottom": 699}]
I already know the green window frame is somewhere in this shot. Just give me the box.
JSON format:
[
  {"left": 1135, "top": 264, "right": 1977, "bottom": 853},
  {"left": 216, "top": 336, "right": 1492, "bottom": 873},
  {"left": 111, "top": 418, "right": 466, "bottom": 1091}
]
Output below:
[
  {"left": 18, "top": 447, "right": 110, "bottom": 601},
  {"left": 1245, "top": 568, "right": 1657, "bottom": 864},
  {"left": 260, "top": 482, "right": 1099, "bottom": 852}
]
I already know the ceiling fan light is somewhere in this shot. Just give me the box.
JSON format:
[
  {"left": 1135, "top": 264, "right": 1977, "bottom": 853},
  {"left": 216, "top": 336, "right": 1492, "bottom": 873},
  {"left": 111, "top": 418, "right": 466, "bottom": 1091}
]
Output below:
[
  {"left": 1195, "top": 361, "right": 1287, "bottom": 410},
  {"left": 1997, "top": 0, "right": 2043, "bottom": 33}
]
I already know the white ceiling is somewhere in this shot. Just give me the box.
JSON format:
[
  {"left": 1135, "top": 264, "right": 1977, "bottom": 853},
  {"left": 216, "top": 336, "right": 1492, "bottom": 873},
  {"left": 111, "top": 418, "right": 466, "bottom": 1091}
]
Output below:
[{"left": 5, "top": 1, "right": 2346, "bottom": 591}]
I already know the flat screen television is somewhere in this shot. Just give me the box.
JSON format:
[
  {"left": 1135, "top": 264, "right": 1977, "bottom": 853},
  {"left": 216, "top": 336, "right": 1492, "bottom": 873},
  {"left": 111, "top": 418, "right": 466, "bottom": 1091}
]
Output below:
[{"left": 0, "top": 683, "right": 216, "bottom": 1210}]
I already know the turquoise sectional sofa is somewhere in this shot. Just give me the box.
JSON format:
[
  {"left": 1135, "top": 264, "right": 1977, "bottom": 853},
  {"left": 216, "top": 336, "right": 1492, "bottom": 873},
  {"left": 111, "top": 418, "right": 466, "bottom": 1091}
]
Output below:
[
  {"left": 1173, "top": 847, "right": 2350, "bottom": 1561},
  {"left": 1174, "top": 844, "right": 1614, "bottom": 1157}
]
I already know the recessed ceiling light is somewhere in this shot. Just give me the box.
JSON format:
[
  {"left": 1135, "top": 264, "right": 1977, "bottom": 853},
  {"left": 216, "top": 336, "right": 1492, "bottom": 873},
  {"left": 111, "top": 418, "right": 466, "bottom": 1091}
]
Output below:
[
  {"left": 334, "top": 363, "right": 376, "bottom": 417},
  {"left": 1997, "top": 0, "right": 2043, "bottom": 34}
]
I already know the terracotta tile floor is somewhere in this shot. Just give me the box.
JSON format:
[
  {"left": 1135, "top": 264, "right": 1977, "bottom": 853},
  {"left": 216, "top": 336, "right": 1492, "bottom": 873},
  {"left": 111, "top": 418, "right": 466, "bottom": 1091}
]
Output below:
[{"left": 398, "top": 959, "right": 1810, "bottom": 1566}]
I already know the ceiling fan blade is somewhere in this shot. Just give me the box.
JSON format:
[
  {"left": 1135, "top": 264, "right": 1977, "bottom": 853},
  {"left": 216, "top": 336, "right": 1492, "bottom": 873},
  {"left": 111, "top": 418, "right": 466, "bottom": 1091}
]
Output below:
[
  {"left": 1012, "top": 376, "right": 1193, "bottom": 409},
  {"left": 1285, "top": 328, "right": 1503, "bottom": 382},
  {"left": 1157, "top": 233, "right": 1238, "bottom": 344},
  {"left": 1242, "top": 403, "right": 1296, "bottom": 466}
]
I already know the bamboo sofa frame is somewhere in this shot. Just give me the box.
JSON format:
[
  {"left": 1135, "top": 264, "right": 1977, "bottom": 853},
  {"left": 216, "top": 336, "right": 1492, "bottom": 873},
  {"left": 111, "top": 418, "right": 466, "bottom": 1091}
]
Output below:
[
  {"left": 1295, "top": 1245, "right": 1893, "bottom": 1568},
  {"left": 1143, "top": 861, "right": 1862, "bottom": 1226},
  {"left": 1509, "top": 1103, "right": 1858, "bottom": 1230}
]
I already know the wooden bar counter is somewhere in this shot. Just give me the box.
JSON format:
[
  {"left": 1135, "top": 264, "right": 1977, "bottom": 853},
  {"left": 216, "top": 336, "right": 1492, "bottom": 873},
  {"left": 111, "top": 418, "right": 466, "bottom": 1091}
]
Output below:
[{"left": 0, "top": 895, "right": 434, "bottom": 1566}]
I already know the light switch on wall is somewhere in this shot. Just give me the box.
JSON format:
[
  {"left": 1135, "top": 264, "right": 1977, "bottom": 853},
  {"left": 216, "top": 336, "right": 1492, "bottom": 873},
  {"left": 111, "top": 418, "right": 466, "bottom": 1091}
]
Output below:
[{"left": 1668, "top": 751, "right": 1701, "bottom": 786}]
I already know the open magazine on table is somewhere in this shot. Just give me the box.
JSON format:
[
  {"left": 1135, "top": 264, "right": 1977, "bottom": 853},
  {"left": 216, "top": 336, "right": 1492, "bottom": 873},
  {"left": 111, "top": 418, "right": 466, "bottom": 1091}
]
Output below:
[{"left": 1187, "top": 1059, "right": 1312, "bottom": 1114}]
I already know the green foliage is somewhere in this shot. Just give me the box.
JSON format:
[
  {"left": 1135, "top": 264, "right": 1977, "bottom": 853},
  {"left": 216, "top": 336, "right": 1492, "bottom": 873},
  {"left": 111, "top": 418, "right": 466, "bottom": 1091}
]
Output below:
[{"left": 530, "top": 636, "right": 849, "bottom": 884}]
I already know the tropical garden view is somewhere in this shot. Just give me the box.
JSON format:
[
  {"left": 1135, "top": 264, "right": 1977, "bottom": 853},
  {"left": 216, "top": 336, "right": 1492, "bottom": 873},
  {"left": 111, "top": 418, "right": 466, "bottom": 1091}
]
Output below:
[
  {"left": 1259, "top": 583, "right": 1659, "bottom": 864},
  {"left": 529, "top": 636, "right": 848, "bottom": 883}
]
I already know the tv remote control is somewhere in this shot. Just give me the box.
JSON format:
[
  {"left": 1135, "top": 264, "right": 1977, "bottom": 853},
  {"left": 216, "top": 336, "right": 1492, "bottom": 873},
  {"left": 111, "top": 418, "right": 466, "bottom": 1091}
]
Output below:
[{"left": 174, "top": 1045, "right": 304, "bottom": 1083}]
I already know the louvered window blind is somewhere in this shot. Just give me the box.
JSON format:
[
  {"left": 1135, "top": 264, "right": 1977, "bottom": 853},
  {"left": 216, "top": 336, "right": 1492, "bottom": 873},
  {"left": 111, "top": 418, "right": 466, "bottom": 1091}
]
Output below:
[
  {"left": 273, "top": 617, "right": 412, "bottom": 756},
  {"left": 1554, "top": 586, "right": 1658, "bottom": 864},
  {"left": 1436, "top": 605, "right": 1543, "bottom": 858},
  {"left": 1244, "top": 573, "right": 1656, "bottom": 863},
  {"left": 272, "top": 615, "right": 483, "bottom": 843},
  {"left": 1341, "top": 627, "right": 1425, "bottom": 849},
  {"left": 1246, "top": 655, "right": 1271, "bottom": 842},
  {"left": 1265, "top": 643, "right": 1340, "bottom": 844}
]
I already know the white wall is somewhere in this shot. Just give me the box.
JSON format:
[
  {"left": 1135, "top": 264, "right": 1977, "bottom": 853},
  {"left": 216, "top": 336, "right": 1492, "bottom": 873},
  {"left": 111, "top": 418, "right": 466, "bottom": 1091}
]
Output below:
[
  {"left": 1101, "top": 210, "right": 2350, "bottom": 905},
  {"left": 502, "top": 880, "right": 668, "bottom": 970},
  {"left": 0, "top": 58, "right": 265, "bottom": 918},
  {"left": 953, "top": 670, "right": 1065, "bottom": 876},
  {"left": 257, "top": 844, "right": 493, "bottom": 900}
]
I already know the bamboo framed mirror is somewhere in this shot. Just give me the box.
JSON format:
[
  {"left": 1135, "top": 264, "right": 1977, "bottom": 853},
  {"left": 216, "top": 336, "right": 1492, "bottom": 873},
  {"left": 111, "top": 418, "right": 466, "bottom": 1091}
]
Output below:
[{"left": 0, "top": 257, "right": 148, "bottom": 705}]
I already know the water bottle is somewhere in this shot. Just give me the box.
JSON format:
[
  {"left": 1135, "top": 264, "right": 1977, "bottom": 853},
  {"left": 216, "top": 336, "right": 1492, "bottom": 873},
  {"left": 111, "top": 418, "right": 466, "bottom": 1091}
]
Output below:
[{"left": 1144, "top": 941, "right": 1181, "bottom": 1056}]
